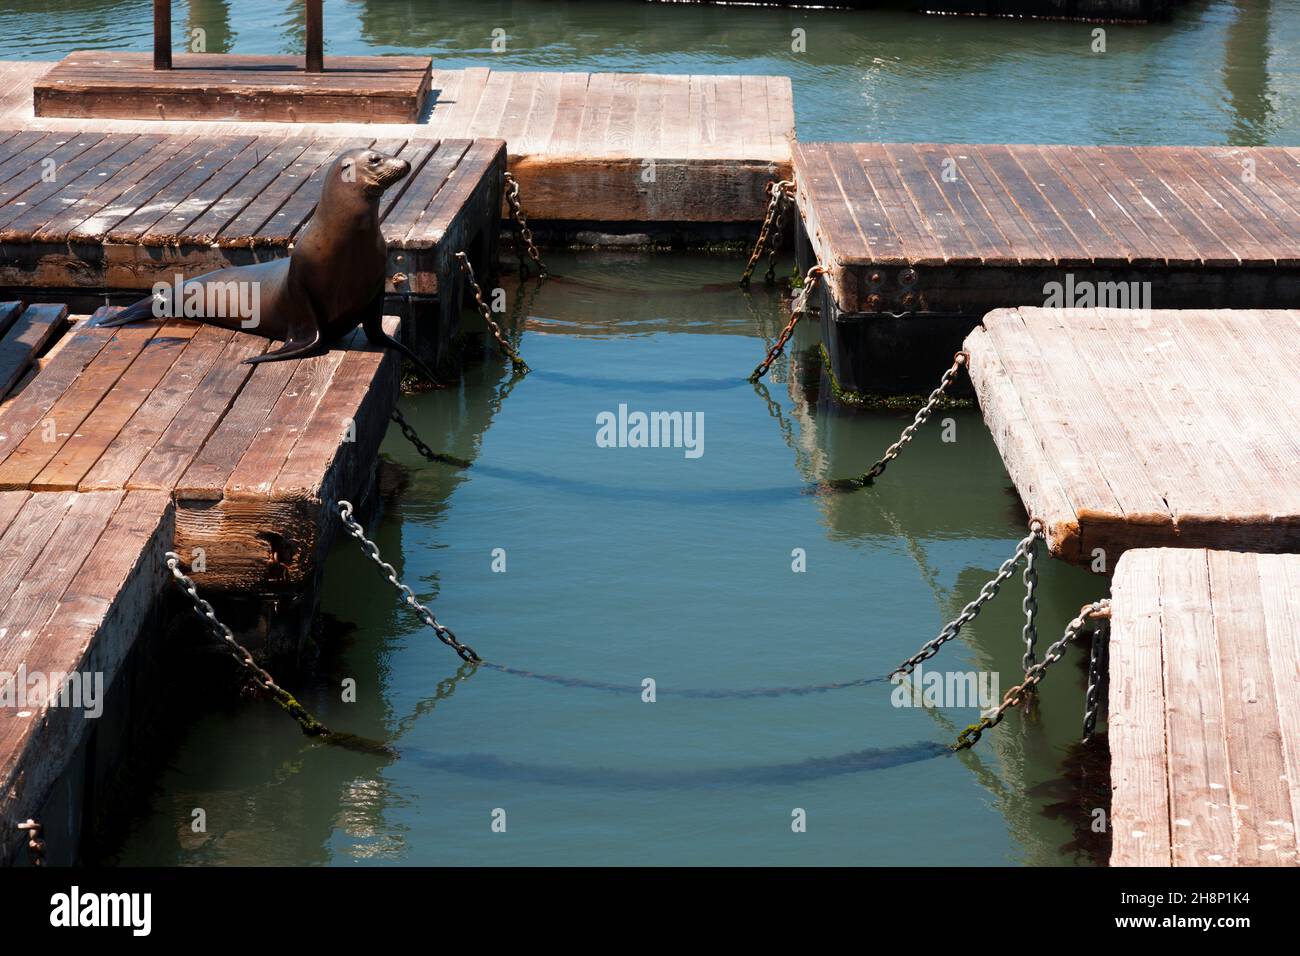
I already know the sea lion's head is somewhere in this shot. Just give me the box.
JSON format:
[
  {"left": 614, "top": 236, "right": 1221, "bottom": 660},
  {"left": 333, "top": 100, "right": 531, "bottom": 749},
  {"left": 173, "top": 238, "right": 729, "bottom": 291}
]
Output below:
[{"left": 334, "top": 149, "right": 411, "bottom": 199}]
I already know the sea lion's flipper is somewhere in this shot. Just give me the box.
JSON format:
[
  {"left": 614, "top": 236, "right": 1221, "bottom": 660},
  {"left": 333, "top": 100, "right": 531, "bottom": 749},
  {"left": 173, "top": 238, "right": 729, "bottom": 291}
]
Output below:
[
  {"left": 243, "top": 331, "right": 324, "bottom": 365},
  {"left": 93, "top": 296, "right": 158, "bottom": 328},
  {"left": 362, "top": 306, "right": 445, "bottom": 388}
]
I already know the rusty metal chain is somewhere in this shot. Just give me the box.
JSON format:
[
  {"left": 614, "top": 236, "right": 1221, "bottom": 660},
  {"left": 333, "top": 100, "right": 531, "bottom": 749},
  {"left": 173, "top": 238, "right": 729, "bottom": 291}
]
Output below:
[
  {"left": 748, "top": 265, "right": 825, "bottom": 382},
  {"left": 503, "top": 171, "right": 548, "bottom": 278},
  {"left": 954, "top": 599, "right": 1112, "bottom": 751},
  {"left": 390, "top": 406, "right": 472, "bottom": 468},
  {"left": 456, "top": 252, "right": 531, "bottom": 374},
  {"left": 740, "top": 180, "right": 794, "bottom": 287},
  {"left": 165, "top": 553, "right": 333, "bottom": 738},
  {"left": 337, "top": 501, "right": 482, "bottom": 663},
  {"left": 1082, "top": 615, "right": 1110, "bottom": 743},
  {"left": 17, "top": 819, "right": 44, "bottom": 866},
  {"left": 841, "top": 351, "right": 967, "bottom": 487},
  {"left": 891, "top": 520, "right": 1045, "bottom": 678}
]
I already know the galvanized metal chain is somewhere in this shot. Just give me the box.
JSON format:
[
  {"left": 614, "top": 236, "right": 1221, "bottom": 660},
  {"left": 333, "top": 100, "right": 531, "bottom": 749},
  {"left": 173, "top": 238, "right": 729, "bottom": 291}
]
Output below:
[
  {"left": 843, "top": 351, "right": 967, "bottom": 487},
  {"left": 740, "top": 180, "right": 794, "bottom": 287},
  {"left": 337, "top": 501, "right": 482, "bottom": 663},
  {"left": 502, "top": 171, "right": 548, "bottom": 278},
  {"left": 954, "top": 599, "right": 1112, "bottom": 751},
  {"left": 389, "top": 405, "right": 471, "bottom": 468},
  {"left": 164, "top": 552, "right": 332, "bottom": 739},
  {"left": 1021, "top": 534, "right": 1041, "bottom": 671},
  {"left": 16, "top": 819, "right": 44, "bottom": 866},
  {"left": 456, "top": 251, "right": 531, "bottom": 374},
  {"left": 748, "top": 265, "right": 826, "bottom": 382},
  {"left": 1082, "top": 615, "right": 1110, "bottom": 744},
  {"left": 891, "top": 520, "right": 1046, "bottom": 678}
]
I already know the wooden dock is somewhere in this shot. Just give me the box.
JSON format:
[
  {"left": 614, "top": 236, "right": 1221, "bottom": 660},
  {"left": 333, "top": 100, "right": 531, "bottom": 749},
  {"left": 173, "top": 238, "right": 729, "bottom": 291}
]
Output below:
[
  {"left": 0, "top": 488, "right": 173, "bottom": 866},
  {"left": 965, "top": 306, "right": 1300, "bottom": 564},
  {"left": 0, "top": 128, "right": 504, "bottom": 368},
  {"left": 0, "top": 305, "right": 400, "bottom": 596},
  {"left": 1109, "top": 548, "right": 1300, "bottom": 867},
  {"left": 793, "top": 142, "right": 1300, "bottom": 393},
  {"left": 0, "top": 61, "right": 795, "bottom": 226},
  {"left": 33, "top": 52, "right": 434, "bottom": 124}
]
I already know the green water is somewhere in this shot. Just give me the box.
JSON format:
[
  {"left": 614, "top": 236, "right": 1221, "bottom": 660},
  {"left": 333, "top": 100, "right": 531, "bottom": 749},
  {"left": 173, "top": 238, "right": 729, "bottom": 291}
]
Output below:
[
  {"left": 12, "top": 0, "right": 1279, "bottom": 865},
  {"left": 106, "top": 254, "right": 1103, "bottom": 866}
]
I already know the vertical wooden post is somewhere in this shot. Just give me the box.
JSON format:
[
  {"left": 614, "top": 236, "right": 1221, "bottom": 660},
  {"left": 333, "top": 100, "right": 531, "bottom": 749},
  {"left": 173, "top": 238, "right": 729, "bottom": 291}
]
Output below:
[
  {"left": 153, "top": 0, "right": 172, "bottom": 70},
  {"left": 305, "top": 0, "right": 324, "bottom": 73}
]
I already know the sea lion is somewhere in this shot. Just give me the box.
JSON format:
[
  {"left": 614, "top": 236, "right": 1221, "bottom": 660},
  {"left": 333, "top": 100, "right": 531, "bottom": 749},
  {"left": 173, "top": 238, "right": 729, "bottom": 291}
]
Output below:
[{"left": 98, "top": 148, "right": 442, "bottom": 385}]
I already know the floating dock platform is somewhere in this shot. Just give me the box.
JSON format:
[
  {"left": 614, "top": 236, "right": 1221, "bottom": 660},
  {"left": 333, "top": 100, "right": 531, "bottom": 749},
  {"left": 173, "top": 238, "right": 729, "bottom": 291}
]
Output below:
[
  {"left": 0, "top": 129, "right": 504, "bottom": 371},
  {"left": 0, "top": 62, "right": 795, "bottom": 229},
  {"left": 793, "top": 142, "right": 1300, "bottom": 394},
  {"left": 33, "top": 52, "right": 434, "bottom": 125},
  {"left": 1109, "top": 548, "right": 1300, "bottom": 867},
  {"left": 964, "top": 306, "right": 1300, "bottom": 564}
]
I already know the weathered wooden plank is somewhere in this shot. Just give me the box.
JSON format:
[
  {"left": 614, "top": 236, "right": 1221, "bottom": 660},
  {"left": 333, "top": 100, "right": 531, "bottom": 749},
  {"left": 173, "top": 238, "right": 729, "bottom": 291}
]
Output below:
[
  {"left": 0, "top": 303, "right": 68, "bottom": 397},
  {"left": 1108, "top": 548, "right": 1173, "bottom": 867},
  {"left": 1207, "top": 550, "right": 1296, "bottom": 865}
]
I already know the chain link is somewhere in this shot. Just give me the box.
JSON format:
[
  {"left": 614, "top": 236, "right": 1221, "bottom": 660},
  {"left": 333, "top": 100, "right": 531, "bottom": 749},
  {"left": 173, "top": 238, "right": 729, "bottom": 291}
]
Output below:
[
  {"left": 337, "top": 501, "right": 482, "bottom": 663},
  {"left": 954, "top": 599, "right": 1112, "bottom": 751},
  {"left": 834, "top": 351, "right": 967, "bottom": 488},
  {"left": 748, "top": 265, "right": 825, "bottom": 382},
  {"left": 1082, "top": 615, "right": 1110, "bottom": 743},
  {"left": 740, "top": 180, "right": 794, "bottom": 287},
  {"left": 17, "top": 819, "right": 44, "bottom": 866},
  {"left": 389, "top": 406, "right": 472, "bottom": 468},
  {"left": 502, "top": 171, "right": 548, "bottom": 278},
  {"left": 164, "top": 553, "right": 334, "bottom": 739},
  {"left": 1021, "top": 533, "right": 1040, "bottom": 672},
  {"left": 891, "top": 520, "right": 1045, "bottom": 678},
  {"left": 456, "top": 252, "right": 531, "bottom": 375}
]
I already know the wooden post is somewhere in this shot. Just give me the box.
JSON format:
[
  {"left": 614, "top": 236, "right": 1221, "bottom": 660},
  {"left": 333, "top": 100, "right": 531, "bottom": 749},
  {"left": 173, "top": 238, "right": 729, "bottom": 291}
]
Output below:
[
  {"left": 305, "top": 0, "right": 323, "bottom": 73},
  {"left": 153, "top": 0, "right": 172, "bottom": 70}
]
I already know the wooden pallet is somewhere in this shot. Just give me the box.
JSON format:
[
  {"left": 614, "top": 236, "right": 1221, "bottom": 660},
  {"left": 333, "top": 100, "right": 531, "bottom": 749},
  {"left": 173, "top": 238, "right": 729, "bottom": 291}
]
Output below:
[
  {"left": 0, "top": 487, "right": 173, "bottom": 866},
  {"left": 1110, "top": 548, "right": 1300, "bottom": 867},
  {"left": 0, "top": 61, "right": 794, "bottom": 224},
  {"left": 0, "top": 308, "right": 400, "bottom": 594},
  {"left": 0, "top": 129, "right": 504, "bottom": 365},
  {"left": 33, "top": 52, "right": 433, "bottom": 124},
  {"left": 965, "top": 307, "right": 1300, "bottom": 563}
]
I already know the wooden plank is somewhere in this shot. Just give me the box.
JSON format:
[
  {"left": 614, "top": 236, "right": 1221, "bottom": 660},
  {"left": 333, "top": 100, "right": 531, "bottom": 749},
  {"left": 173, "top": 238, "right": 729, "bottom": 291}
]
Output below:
[
  {"left": 0, "top": 304, "right": 68, "bottom": 397},
  {"left": 1207, "top": 550, "right": 1296, "bottom": 865},
  {"left": 0, "top": 319, "right": 153, "bottom": 486},
  {"left": 78, "top": 324, "right": 231, "bottom": 491},
  {"left": 1258, "top": 554, "right": 1300, "bottom": 863},
  {"left": 30, "top": 320, "right": 198, "bottom": 491},
  {"left": 1109, "top": 548, "right": 1173, "bottom": 866},
  {"left": 176, "top": 352, "right": 298, "bottom": 500},
  {"left": 222, "top": 346, "right": 345, "bottom": 499},
  {"left": 1160, "top": 549, "right": 1236, "bottom": 866},
  {"left": 125, "top": 332, "right": 267, "bottom": 491}
]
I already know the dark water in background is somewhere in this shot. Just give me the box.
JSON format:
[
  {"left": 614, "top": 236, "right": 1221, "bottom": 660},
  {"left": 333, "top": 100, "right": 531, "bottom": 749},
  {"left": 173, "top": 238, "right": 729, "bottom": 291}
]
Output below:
[
  {"left": 0, "top": 0, "right": 1296, "bottom": 145},
  {"left": 106, "top": 254, "right": 1103, "bottom": 866},
  {"left": 4, "top": 1, "right": 1277, "bottom": 864}
]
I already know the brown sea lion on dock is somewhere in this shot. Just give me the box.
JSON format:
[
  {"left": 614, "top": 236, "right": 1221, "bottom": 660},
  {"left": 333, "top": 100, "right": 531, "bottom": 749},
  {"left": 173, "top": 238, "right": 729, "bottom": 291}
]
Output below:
[{"left": 97, "top": 148, "right": 443, "bottom": 385}]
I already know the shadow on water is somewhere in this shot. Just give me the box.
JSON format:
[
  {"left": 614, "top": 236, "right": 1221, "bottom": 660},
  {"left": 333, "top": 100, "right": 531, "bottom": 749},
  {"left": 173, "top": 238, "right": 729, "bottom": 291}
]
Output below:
[{"left": 402, "top": 741, "right": 953, "bottom": 790}]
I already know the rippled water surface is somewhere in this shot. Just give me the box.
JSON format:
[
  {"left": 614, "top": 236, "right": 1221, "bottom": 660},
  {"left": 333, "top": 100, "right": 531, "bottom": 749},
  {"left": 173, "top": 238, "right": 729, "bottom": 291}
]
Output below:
[{"left": 105, "top": 254, "right": 1104, "bottom": 866}]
